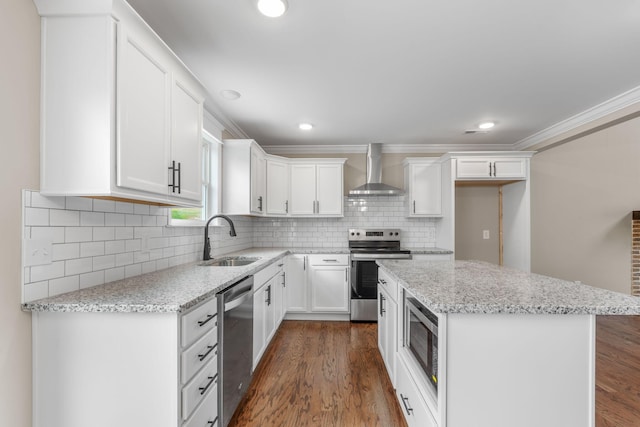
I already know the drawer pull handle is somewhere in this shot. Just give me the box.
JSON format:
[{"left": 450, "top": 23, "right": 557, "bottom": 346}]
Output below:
[
  {"left": 199, "top": 375, "right": 216, "bottom": 395},
  {"left": 380, "top": 279, "right": 387, "bottom": 284},
  {"left": 322, "top": 259, "right": 338, "bottom": 262},
  {"left": 198, "top": 345, "right": 216, "bottom": 362},
  {"left": 197, "top": 314, "right": 216, "bottom": 327},
  {"left": 207, "top": 416, "right": 218, "bottom": 426},
  {"left": 400, "top": 394, "right": 414, "bottom": 416}
]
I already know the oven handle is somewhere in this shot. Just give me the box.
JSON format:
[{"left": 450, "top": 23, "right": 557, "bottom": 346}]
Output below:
[
  {"left": 407, "top": 300, "right": 438, "bottom": 336},
  {"left": 350, "top": 254, "right": 412, "bottom": 261}
]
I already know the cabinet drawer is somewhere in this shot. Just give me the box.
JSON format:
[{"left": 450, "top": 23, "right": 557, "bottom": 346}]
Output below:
[
  {"left": 396, "top": 357, "right": 438, "bottom": 427},
  {"left": 182, "top": 298, "right": 217, "bottom": 348},
  {"left": 182, "top": 358, "right": 217, "bottom": 420},
  {"left": 378, "top": 268, "right": 398, "bottom": 303},
  {"left": 308, "top": 254, "right": 349, "bottom": 266},
  {"left": 182, "top": 327, "right": 218, "bottom": 384},
  {"left": 183, "top": 375, "right": 218, "bottom": 427},
  {"left": 254, "top": 260, "right": 284, "bottom": 290}
]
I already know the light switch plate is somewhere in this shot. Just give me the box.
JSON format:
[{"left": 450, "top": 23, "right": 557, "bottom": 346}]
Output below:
[
  {"left": 24, "top": 239, "right": 53, "bottom": 266},
  {"left": 483, "top": 230, "right": 490, "bottom": 239}
]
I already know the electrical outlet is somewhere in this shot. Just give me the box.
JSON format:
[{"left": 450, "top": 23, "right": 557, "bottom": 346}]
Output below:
[
  {"left": 483, "top": 230, "right": 490, "bottom": 240},
  {"left": 24, "top": 239, "right": 53, "bottom": 266}
]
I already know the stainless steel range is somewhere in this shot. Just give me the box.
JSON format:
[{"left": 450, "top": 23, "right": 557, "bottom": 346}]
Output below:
[{"left": 349, "top": 228, "right": 411, "bottom": 321}]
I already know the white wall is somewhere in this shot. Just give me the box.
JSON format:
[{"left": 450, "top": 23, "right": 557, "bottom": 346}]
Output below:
[
  {"left": 0, "top": 0, "right": 41, "bottom": 424},
  {"left": 455, "top": 186, "right": 500, "bottom": 264},
  {"left": 531, "top": 115, "right": 640, "bottom": 294}
]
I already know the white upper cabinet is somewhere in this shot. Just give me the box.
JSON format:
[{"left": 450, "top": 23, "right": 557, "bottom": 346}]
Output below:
[
  {"left": 266, "top": 158, "right": 289, "bottom": 215},
  {"left": 290, "top": 161, "right": 345, "bottom": 217},
  {"left": 224, "top": 141, "right": 345, "bottom": 218},
  {"left": 455, "top": 156, "right": 528, "bottom": 180},
  {"left": 404, "top": 158, "right": 442, "bottom": 217},
  {"left": 35, "top": 0, "right": 204, "bottom": 206}
]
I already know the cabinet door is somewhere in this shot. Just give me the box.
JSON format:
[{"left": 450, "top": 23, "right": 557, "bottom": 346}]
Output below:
[
  {"left": 316, "top": 163, "right": 343, "bottom": 215},
  {"left": 117, "top": 27, "right": 170, "bottom": 195},
  {"left": 493, "top": 158, "right": 527, "bottom": 178},
  {"left": 456, "top": 158, "right": 492, "bottom": 179},
  {"left": 266, "top": 159, "right": 289, "bottom": 215},
  {"left": 310, "top": 266, "right": 349, "bottom": 312},
  {"left": 290, "top": 164, "right": 317, "bottom": 215},
  {"left": 285, "top": 255, "right": 308, "bottom": 312},
  {"left": 409, "top": 163, "right": 441, "bottom": 216},
  {"left": 378, "top": 288, "right": 397, "bottom": 385},
  {"left": 274, "top": 271, "right": 286, "bottom": 326},
  {"left": 170, "top": 77, "right": 202, "bottom": 202},
  {"left": 253, "top": 285, "right": 266, "bottom": 368},
  {"left": 250, "top": 147, "right": 266, "bottom": 214}
]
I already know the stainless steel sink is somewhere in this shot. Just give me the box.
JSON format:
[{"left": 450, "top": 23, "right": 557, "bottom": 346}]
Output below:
[{"left": 198, "top": 257, "right": 260, "bottom": 267}]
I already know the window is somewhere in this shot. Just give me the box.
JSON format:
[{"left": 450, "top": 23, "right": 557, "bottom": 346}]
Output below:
[{"left": 169, "top": 130, "right": 222, "bottom": 226}]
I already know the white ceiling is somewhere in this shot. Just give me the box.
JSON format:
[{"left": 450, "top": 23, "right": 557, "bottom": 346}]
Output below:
[{"left": 127, "top": 0, "right": 640, "bottom": 150}]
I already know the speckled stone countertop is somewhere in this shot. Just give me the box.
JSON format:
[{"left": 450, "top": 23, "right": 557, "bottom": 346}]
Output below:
[
  {"left": 407, "top": 248, "right": 453, "bottom": 255},
  {"left": 23, "top": 248, "right": 290, "bottom": 314},
  {"left": 378, "top": 259, "right": 640, "bottom": 315}
]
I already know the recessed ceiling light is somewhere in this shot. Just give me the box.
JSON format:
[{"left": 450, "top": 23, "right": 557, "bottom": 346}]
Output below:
[
  {"left": 478, "top": 121, "right": 495, "bottom": 129},
  {"left": 299, "top": 123, "right": 313, "bottom": 131},
  {"left": 220, "top": 90, "right": 241, "bottom": 100},
  {"left": 257, "top": 0, "right": 288, "bottom": 17}
]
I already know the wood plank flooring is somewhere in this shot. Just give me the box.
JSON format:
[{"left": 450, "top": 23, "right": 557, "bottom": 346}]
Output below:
[
  {"left": 596, "top": 315, "right": 640, "bottom": 427},
  {"left": 229, "top": 317, "right": 640, "bottom": 427},
  {"left": 229, "top": 321, "right": 407, "bottom": 427}
]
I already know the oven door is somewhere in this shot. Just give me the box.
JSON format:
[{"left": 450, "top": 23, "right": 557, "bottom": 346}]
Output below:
[
  {"left": 405, "top": 296, "right": 439, "bottom": 395},
  {"left": 350, "top": 258, "right": 378, "bottom": 299}
]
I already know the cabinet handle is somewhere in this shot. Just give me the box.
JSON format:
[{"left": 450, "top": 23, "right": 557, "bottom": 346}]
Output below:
[
  {"left": 380, "top": 293, "right": 386, "bottom": 316},
  {"left": 285, "top": 200, "right": 288, "bottom": 213},
  {"left": 322, "top": 259, "right": 338, "bottom": 262},
  {"left": 176, "top": 161, "right": 181, "bottom": 194},
  {"left": 303, "top": 256, "right": 306, "bottom": 271},
  {"left": 413, "top": 200, "right": 416, "bottom": 213},
  {"left": 266, "top": 285, "right": 271, "bottom": 306},
  {"left": 400, "top": 394, "right": 414, "bottom": 416},
  {"left": 198, "top": 345, "right": 216, "bottom": 362},
  {"left": 197, "top": 313, "right": 216, "bottom": 327},
  {"left": 207, "top": 417, "right": 218, "bottom": 427},
  {"left": 258, "top": 196, "right": 263, "bottom": 211},
  {"left": 199, "top": 375, "right": 216, "bottom": 395},
  {"left": 488, "top": 162, "right": 493, "bottom": 177},
  {"left": 282, "top": 272, "right": 286, "bottom": 287},
  {"left": 168, "top": 161, "right": 176, "bottom": 193},
  {"left": 380, "top": 279, "right": 387, "bottom": 285},
  {"left": 316, "top": 200, "right": 319, "bottom": 213},
  {"left": 345, "top": 268, "right": 348, "bottom": 282},
  {"left": 493, "top": 162, "right": 497, "bottom": 177}
]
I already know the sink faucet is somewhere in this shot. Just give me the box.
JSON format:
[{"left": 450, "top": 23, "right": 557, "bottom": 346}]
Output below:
[{"left": 203, "top": 215, "right": 237, "bottom": 261}]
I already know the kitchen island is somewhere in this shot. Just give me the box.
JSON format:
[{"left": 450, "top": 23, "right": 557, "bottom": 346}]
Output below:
[{"left": 377, "top": 259, "right": 640, "bottom": 427}]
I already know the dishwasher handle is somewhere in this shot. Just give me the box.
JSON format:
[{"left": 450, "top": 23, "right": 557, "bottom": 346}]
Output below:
[{"left": 224, "top": 289, "right": 252, "bottom": 312}]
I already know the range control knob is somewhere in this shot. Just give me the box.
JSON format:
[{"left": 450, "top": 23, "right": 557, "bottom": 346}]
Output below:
[
  {"left": 395, "top": 232, "right": 399, "bottom": 236},
  {"left": 357, "top": 232, "right": 360, "bottom": 236},
  {"left": 351, "top": 232, "right": 354, "bottom": 236}
]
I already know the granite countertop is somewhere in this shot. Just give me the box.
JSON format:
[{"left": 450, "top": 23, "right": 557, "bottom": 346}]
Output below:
[
  {"left": 378, "top": 259, "right": 640, "bottom": 315},
  {"left": 23, "top": 248, "right": 290, "bottom": 314},
  {"left": 407, "top": 248, "right": 453, "bottom": 255}
]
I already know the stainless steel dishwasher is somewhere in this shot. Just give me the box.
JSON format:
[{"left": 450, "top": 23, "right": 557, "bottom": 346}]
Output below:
[{"left": 217, "top": 275, "right": 254, "bottom": 427}]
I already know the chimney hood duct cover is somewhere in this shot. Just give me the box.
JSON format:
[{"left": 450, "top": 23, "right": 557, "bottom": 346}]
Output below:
[{"left": 348, "top": 144, "right": 404, "bottom": 196}]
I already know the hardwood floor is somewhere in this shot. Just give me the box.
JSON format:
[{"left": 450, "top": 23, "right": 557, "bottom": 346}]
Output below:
[
  {"left": 229, "top": 316, "right": 640, "bottom": 427},
  {"left": 596, "top": 316, "right": 640, "bottom": 427},
  {"left": 229, "top": 321, "right": 407, "bottom": 427}
]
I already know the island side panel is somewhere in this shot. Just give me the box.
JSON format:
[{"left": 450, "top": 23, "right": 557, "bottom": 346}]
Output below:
[
  {"left": 445, "top": 313, "right": 594, "bottom": 427},
  {"left": 32, "top": 311, "right": 179, "bottom": 427}
]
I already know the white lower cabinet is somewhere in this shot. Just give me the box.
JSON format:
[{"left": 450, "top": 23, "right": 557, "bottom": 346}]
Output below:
[
  {"left": 31, "top": 296, "right": 218, "bottom": 427},
  {"left": 395, "top": 356, "right": 438, "bottom": 427},
  {"left": 253, "top": 260, "right": 285, "bottom": 369},
  {"left": 377, "top": 269, "right": 397, "bottom": 386},
  {"left": 309, "top": 255, "right": 349, "bottom": 313},
  {"left": 285, "top": 254, "right": 308, "bottom": 313}
]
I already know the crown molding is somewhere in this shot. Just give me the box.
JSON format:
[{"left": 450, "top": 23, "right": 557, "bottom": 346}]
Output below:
[
  {"left": 513, "top": 84, "right": 640, "bottom": 151},
  {"left": 263, "top": 143, "right": 516, "bottom": 155}
]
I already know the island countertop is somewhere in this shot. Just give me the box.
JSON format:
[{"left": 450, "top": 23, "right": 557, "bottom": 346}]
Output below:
[{"left": 377, "top": 259, "right": 640, "bottom": 315}]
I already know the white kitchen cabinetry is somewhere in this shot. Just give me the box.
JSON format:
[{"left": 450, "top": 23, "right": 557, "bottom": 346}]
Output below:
[
  {"left": 222, "top": 140, "right": 267, "bottom": 216},
  {"left": 253, "top": 260, "right": 285, "bottom": 369},
  {"left": 377, "top": 268, "right": 398, "bottom": 386},
  {"left": 404, "top": 158, "right": 442, "bottom": 217},
  {"left": 308, "top": 255, "right": 349, "bottom": 313},
  {"left": 455, "top": 156, "right": 527, "bottom": 180},
  {"left": 274, "top": 266, "right": 287, "bottom": 325},
  {"left": 395, "top": 355, "right": 438, "bottom": 427},
  {"left": 284, "top": 254, "right": 350, "bottom": 320},
  {"left": 289, "top": 161, "right": 345, "bottom": 217},
  {"left": 35, "top": 0, "right": 204, "bottom": 206},
  {"left": 32, "top": 296, "right": 218, "bottom": 427},
  {"left": 266, "top": 158, "right": 289, "bottom": 215}
]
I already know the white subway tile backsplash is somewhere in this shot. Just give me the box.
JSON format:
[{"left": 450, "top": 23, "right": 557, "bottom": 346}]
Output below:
[
  {"left": 49, "top": 275, "right": 80, "bottom": 296},
  {"left": 25, "top": 208, "right": 49, "bottom": 226},
  {"left": 65, "top": 197, "right": 92, "bottom": 211},
  {"left": 51, "top": 209, "right": 80, "bottom": 226},
  {"left": 125, "top": 263, "right": 142, "bottom": 278},
  {"left": 80, "top": 271, "right": 104, "bottom": 289},
  {"left": 65, "top": 227, "right": 93, "bottom": 243},
  {"left": 105, "top": 240, "right": 125, "bottom": 255},
  {"left": 93, "top": 255, "right": 116, "bottom": 271},
  {"left": 126, "top": 239, "right": 142, "bottom": 252},
  {"left": 115, "top": 227, "right": 134, "bottom": 240},
  {"left": 93, "top": 227, "right": 115, "bottom": 241},
  {"left": 52, "top": 243, "right": 80, "bottom": 261},
  {"left": 134, "top": 204, "right": 150, "bottom": 215},
  {"left": 125, "top": 214, "right": 142, "bottom": 227},
  {"left": 80, "top": 211, "right": 105, "bottom": 226},
  {"left": 30, "top": 227, "right": 65, "bottom": 243},
  {"left": 115, "top": 202, "right": 134, "bottom": 214},
  {"left": 115, "top": 252, "right": 134, "bottom": 267},
  {"left": 31, "top": 261, "right": 65, "bottom": 282},
  {"left": 105, "top": 213, "right": 126, "bottom": 226},
  {"left": 66, "top": 258, "right": 93, "bottom": 275},
  {"left": 24, "top": 281, "right": 49, "bottom": 302},
  {"left": 80, "top": 241, "right": 105, "bottom": 257},
  {"left": 31, "top": 193, "right": 65, "bottom": 209},
  {"left": 93, "top": 199, "right": 116, "bottom": 213},
  {"left": 104, "top": 267, "right": 125, "bottom": 283}
]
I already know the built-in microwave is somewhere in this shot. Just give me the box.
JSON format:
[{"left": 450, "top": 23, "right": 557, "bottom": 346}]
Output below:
[{"left": 404, "top": 292, "right": 439, "bottom": 396}]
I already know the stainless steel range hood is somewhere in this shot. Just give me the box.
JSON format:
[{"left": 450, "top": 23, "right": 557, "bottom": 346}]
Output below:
[{"left": 348, "top": 143, "right": 404, "bottom": 196}]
